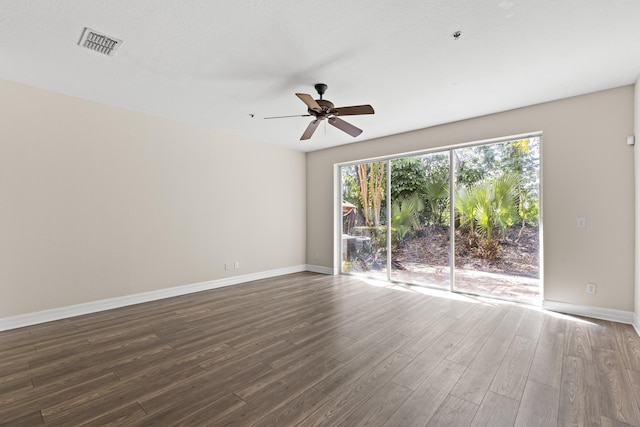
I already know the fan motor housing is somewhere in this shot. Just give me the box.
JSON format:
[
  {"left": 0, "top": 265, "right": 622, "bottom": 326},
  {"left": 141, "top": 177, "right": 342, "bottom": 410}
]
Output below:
[{"left": 309, "top": 99, "right": 335, "bottom": 117}]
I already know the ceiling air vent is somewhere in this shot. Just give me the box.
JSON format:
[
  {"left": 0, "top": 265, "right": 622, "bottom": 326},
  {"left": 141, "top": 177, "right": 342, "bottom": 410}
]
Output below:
[{"left": 78, "top": 27, "right": 122, "bottom": 57}]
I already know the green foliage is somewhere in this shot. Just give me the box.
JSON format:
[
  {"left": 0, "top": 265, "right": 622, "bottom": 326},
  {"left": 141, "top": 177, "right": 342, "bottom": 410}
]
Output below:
[
  {"left": 519, "top": 192, "right": 539, "bottom": 227},
  {"left": 455, "top": 138, "right": 539, "bottom": 225},
  {"left": 342, "top": 137, "right": 540, "bottom": 264},
  {"left": 390, "top": 158, "right": 428, "bottom": 201},
  {"left": 455, "top": 173, "right": 520, "bottom": 260},
  {"left": 491, "top": 173, "right": 520, "bottom": 238},
  {"left": 342, "top": 173, "right": 360, "bottom": 207},
  {"left": 502, "top": 139, "right": 530, "bottom": 176},
  {"left": 472, "top": 182, "right": 495, "bottom": 240},
  {"left": 391, "top": 155, "right": 450, "bottom": 226},
  {"left": 391, "top": 195, "right": 425, "bottom": 244},
  {"left": 454, "top": 186, "right": 477, "bottom": 234},
  {"left": 454, "top": 145, "right": 495, "bottom": 187},
  {"left": 425, "top": 176, "right": 449, "bottom": 225}
]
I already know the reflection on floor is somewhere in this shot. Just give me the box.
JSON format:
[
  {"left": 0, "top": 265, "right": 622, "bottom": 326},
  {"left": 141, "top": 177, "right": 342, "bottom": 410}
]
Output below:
[{"left": 390, "top": 263, "right": 541, "bottom": 304}]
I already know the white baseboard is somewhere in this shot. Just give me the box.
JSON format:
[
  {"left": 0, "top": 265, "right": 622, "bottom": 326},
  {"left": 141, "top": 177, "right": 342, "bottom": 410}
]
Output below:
[
  {"left": 0, "top": 265, "right": 309, "bottom": 332},
  {"left": 305, "top": 264, "right": 335, "bottom": 275},
  {"left": 543, "top": 300, "right": 634, "bottom": 324}
]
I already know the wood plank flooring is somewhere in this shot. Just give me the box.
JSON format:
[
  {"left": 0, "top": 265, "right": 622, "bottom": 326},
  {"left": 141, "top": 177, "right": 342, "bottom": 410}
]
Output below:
[{"left": 2, "top": 272, "right": 640, "bottom": 426}]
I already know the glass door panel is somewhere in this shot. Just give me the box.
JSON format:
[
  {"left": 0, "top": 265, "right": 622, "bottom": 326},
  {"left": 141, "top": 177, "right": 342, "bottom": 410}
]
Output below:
[
  {"left": 340, "top": 161, "right": 389, "bottom": 281},
  {"left": 452, "top": 137, "right": 541, "bottom": 303},
  {"left": 389, "top": 153, "right": 450, "bottom": 289}
]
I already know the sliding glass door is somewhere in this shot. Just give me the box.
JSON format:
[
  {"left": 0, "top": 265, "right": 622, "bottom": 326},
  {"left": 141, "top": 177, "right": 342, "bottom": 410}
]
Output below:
[
  {"left": 452, "top": 138, "right": 541, "bottom": 302},
  {"left": 339, "top": 136, "right": 541, "bottom": 304},
  {"left": 389, "top": 152, "right": 450, "bottom": 290},
  {"left": 341, "top": 161, "right": 388, "bottom": 281}
]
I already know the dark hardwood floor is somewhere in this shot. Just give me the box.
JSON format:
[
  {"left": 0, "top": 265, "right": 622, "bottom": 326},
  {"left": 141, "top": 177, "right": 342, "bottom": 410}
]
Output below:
[{"left": 2, "top": 272, "right": 640, "bottom": 426}]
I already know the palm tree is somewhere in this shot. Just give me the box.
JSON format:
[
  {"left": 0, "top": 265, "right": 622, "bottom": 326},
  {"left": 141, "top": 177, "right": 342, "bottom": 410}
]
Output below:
[
  {"left": 391, "top": 194, "right": 424, "bottom": 244},
  {"left": 455, "top": 173, "right": 520, "bottom": 259},
  {"left": 425, "top": 177, "right": 449, "bottom": 225},
  {"left": 492, "top": 173, "right": 520, "bottom": 239},
  {"left": 454, "top": 186, "right": 477, "bottom": 234}
]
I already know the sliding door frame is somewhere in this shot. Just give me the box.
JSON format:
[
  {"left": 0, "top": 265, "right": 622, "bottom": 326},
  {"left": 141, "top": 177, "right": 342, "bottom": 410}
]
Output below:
[{"left": 335, "top": 131, "right": 543, "bottom": 303}]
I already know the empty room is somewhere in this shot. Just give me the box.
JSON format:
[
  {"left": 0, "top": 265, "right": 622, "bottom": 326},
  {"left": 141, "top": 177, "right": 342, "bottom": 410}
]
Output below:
[{"left": 3, "top": 1, "right": 640, "bottom": 426}]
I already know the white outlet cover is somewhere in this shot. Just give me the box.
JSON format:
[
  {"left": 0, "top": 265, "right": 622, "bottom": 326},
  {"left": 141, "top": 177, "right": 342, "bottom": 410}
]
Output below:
[{"left": 577, "top": 217, "right": 586, "bottom": 228}]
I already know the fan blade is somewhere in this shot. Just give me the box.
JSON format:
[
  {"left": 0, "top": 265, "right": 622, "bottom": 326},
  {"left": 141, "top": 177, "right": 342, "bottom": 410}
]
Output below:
[
  {"left": 328, "top": 117, "right": 363, "bottom": 137},
  {"left": 296, "top": 93, "right": 322, "bottom": 112},
  {"left": 264, "top": 114, "right": 311, "bottom": 119},
  {"left": 332, "top": 104, "right": 375, "bottom": 116},
  {"left": 301, "top": 119, "right": 320, "bottom": 140}
]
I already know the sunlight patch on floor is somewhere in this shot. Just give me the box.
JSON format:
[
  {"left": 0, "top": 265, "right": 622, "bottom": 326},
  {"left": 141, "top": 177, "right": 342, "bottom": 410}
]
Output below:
[{"left": 349, "top": 274, "right": 594, "bottom": 325}]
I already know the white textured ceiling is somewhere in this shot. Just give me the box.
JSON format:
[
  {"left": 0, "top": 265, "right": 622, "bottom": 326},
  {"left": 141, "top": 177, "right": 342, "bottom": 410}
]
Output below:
[{"left": 1, "top": 1, "right": 640, "bottom": 152}]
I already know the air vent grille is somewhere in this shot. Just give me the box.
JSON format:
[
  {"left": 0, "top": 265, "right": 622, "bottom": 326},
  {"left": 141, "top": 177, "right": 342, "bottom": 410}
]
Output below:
[{"left": 78, "top": 27, "right": 122, "bottom": 56}]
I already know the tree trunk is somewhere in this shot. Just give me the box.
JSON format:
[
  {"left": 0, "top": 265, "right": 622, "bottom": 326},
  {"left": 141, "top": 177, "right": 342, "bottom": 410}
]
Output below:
[
  {"left": 357, "top": 164, "right": 371, "bottom": 226},
  {"left": 369, "top": 162, "right": 385, "bottom": 227}
]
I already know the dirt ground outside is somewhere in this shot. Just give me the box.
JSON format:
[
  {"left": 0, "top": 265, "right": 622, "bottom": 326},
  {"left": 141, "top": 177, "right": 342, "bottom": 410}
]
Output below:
[{"left": 392, "top": 225, "right": 541, "bottom": 303}]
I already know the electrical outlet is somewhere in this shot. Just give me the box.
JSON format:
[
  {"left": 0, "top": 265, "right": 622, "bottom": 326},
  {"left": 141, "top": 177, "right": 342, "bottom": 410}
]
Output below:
[
  {"left": 576, "top": 217, "right": 586, "bottom": 228},
  {"left": 587, "top": 283, "right": 596, "bottom": 294},
  {"left": 234, "top": 261, "right": 240, "bottom": 269},
  {"left": 224, "top": 263, "right": 230, "bottom": 271}
]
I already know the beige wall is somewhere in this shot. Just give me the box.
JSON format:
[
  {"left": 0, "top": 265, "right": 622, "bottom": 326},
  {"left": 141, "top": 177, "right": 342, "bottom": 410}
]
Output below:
[
  {"left": 0, "top": 80, "right": 306, "bottom": 318},
  {"left": 307, "top": 86, "right": 635, "bottom": 312}
]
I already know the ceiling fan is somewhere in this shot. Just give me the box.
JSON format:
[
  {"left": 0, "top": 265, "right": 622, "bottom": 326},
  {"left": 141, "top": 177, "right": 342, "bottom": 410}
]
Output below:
[{"left": 265, "top": 83, "right": 375, "bottom": 140}]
